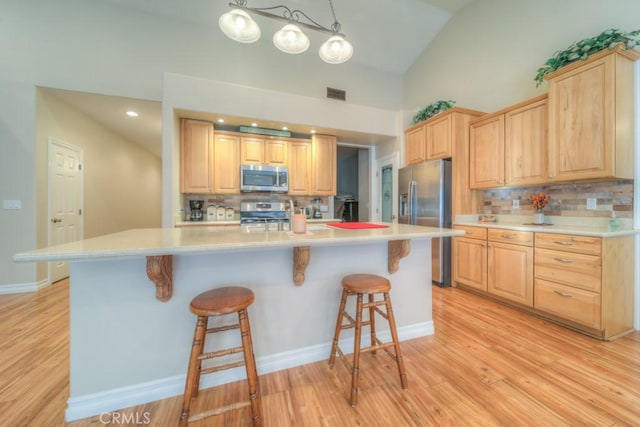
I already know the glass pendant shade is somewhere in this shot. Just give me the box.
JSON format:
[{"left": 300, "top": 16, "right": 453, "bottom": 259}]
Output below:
[
  {"left": 319, "top": 35, "right": 353, "bottom": 64},
  {"left": 219, "top": 9, "right": 261, "bottom": 43},
  {"left": 273, "top": 24, "right": 310, "bottom": 54}
]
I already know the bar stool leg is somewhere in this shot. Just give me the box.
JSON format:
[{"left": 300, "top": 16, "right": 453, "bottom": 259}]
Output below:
[
  {"left": 350, "top": 293, "right": 364, "bottom": 407},
  {"left": 329, "top": 289, "right": 349, "bottom": 366},
  {"left": 181, "top": 315, "right": 207, "bottom": 421},
  {"left": 238, "top": 308, "right": 263, "bottom": 427},
  {"left": 368, "top": 293, "right": 377, "bottom": 355},
  {"left": 384, "top": 292, "right": 408, "bottom": 389}
]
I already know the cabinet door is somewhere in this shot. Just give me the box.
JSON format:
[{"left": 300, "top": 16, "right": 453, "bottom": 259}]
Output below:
[
  {"left": 469, "top": 115, "right": 504, "bottom": 188},
  {"left": 266, "top": 140, "right": 288, "bottom": 166},
  {"left": 405, "top": 125, "right": 426, "bottom": 166},
  {"left": 214, "top": 134, "right": 240, "bottom": 194},
  {"left": 505, "top": 97, "right": 548, "bottom": 186},
  {"left": 311, "top": 135, "right": 337, "bottom": 196},
  {"left": 547, "top": 54, "right": 614, "bottom": 181},
  {"left": 240, "top": 137, "right": 265, "bottom": 165},
  {"left": 426, "top": 114, "right": 451, "bottom": 160},
  {"left": 487, "top": 241, "right": 533, "bottom": 306},
  {"left": 288, "top": 141, "right": 311, "bottom": 195},
  {"left": 453, "top": 237, "right": 487, "bottom": 291},
  {"left": 180, "top": 119, "right": 213, "bottom": 193}
]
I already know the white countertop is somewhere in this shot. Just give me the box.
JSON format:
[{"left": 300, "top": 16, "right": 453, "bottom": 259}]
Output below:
[
  {"left": 14, "top": 223, "right": 463, "bottom": 263},
  {"left": 455, "top": 214, "right": 639, "bottom": 237}
]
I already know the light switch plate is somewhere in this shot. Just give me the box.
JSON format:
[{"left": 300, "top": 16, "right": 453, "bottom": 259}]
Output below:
[
  {"left": 512, "top": 199, "right": 520, "bottom": 209},
  {"left": 3, "top": 199, "right": 22, "bottom": 210},
  {"left": 586, "top": 198, "right": 597, "bottom": 210}
]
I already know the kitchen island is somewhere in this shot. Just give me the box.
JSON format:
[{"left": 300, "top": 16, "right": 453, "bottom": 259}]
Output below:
[{"left": 14, "top": 223, "right": 462, "bottom": 421}]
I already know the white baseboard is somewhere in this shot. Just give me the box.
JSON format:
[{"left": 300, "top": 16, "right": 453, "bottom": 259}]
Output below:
[
  {"left": 65, "top": 321, "right": 433, "bottom": 422},
  {"left": 0, "top": 279, "right": 50, "bottom": 295}
]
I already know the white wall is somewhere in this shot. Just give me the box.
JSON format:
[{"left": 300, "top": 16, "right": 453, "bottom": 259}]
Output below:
[
  {"left": 36, "top": 90, "right": 162, "bottom": 240},
  {"left": 404, "top": 0, "right": 640, "bottom": 116}
]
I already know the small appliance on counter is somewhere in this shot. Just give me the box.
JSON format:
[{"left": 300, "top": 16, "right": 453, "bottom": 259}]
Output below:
[
  {"left": 311, "top": 198, "right": 323, "bottom": 219},
  {"left": 189, "top": 200, "right": 204, "bottom": 221}
]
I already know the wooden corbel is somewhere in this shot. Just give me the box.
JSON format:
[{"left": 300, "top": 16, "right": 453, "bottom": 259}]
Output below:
[
  {"left": 388, "top": 239, "right": 411, "bottom": 273},
  {"left": 293, "top": 246, "right": 311, "bottom": 286},
  {"left": 146, "top": 255, "right": 173, "bottom": 301}
]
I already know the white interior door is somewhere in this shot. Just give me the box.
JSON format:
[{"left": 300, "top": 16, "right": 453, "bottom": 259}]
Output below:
[{"left": 48, "top": 138, "right": 83, "bottom": 283}]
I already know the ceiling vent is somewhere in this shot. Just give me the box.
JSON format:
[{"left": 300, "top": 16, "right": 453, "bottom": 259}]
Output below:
[{"left": 326, "top": 87, "right": 346, "bottom": 101}]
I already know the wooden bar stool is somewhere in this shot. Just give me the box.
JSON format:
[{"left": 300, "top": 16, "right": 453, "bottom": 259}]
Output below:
[
  {"left": 329, "top": 273, "right": 408, "bottom": 406},
  {"left": 180, "top": 286, "right": 262, "bottom": 426}
]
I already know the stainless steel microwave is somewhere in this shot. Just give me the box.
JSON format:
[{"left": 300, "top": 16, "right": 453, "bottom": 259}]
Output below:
[{"left": 240, "top": 164, "right": 289, "bottom": 193}]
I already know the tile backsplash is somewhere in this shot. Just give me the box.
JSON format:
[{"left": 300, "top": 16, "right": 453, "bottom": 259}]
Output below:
[
  {"left": 482, "top": 180, "right": 634, "bottom": 218},
  {"left": 181, "top": 194, "right": 329, "bottom": 219}
]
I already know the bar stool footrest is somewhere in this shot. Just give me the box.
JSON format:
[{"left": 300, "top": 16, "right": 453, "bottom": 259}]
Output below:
[{"left": 188, "top": 400, "right": 251, "bottom": 422}]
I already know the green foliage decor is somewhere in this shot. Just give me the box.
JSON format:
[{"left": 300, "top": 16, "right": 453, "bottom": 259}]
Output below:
[
  {"left": 412, "top": 100, "right": 456, "bottom": 125},
  {"left": 535, "top": 28, "right": 640, "bottom": 87}
]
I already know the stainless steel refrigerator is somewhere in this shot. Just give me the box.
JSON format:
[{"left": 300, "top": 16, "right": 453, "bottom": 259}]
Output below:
[{"left": 398, "top": 159, "right": 452, "bottom": 287}]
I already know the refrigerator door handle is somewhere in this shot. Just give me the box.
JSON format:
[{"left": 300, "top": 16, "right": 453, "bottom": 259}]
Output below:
[{"left": 409, "top": 181, "right": 417, "bottom": 225}]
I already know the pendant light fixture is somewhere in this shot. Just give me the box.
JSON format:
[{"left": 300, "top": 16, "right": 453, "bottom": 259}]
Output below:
[{"left": 219, "top": 0, "right": 353, "bottom": 64}]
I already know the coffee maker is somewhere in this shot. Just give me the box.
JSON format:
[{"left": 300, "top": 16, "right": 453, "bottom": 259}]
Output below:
[{"left": 189, "top": 200, "right": 204, "bottom": 221}]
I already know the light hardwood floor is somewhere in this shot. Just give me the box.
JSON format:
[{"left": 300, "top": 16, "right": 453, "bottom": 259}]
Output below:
[{"left": 2, "top": 278, "right": 639, "bottom": 426}]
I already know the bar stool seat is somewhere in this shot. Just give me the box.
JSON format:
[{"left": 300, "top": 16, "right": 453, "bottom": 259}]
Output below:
[
  {"left": 180, "top": 286, "right": 262, "bottom": 426},
  {"left": 329, "top": 274, "right": 408, "bottom": 406}
]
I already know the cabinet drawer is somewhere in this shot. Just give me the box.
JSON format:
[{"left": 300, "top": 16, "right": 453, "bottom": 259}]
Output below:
[
  {"left": 534, "top": 248, "right": 601, "bottom": 292},
  {"left": 454, "top": 225, "right": 487, "bottom": 240},
  {"left": 535, "top": 233, "right": 601, "bottom": 256},
  {"left": 488, "top": 228, "right": 533, "bottom": 246},
  {"left": 534, "top": 279, "right": 601, "bottom": 329}
]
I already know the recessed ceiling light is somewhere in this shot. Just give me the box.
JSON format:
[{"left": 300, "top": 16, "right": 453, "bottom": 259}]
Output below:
[
  {"left": 282, "top": 126, "right": 288, "bottom": 131},
  {"left": 251, "top": 122, "right": 258, "bottom": 127},
  {"left": 126, "top": 111, "right": 139, "bottom": 117},
  {"left": 310, "top": 129, "right": 316, "bottom": 134},
  {"left": 217, "top": 118, "right": 225, "bottom": 123}
]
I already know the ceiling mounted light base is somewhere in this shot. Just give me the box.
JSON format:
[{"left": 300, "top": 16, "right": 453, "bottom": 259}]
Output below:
[{"left": 220, "top": 0, "right": 353, "bottom": 64}]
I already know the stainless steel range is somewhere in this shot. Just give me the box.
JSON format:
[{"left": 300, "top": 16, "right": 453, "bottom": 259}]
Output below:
[{"left": 240, "top": 201, "right": 288, "bottom": 230}]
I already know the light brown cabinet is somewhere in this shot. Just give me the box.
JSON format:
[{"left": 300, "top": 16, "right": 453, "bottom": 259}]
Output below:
[
  {"left": 545, "top": 46, "right": 639, "bottom": 182},
  {"left": 425, "top": 113, "right": 452, "bottom": 160},
  {"left": 213, "top": 132, "right": 241, "bottom": 194},
  {"left": 534, "top": 233, "right": 634, "bottom": 340},
  {"left": 240, "top": 137, "right": 288, "bottom": 166},
  {"left": 180, "top": 119, "right": 214, "bottom": 193},
  {"left": 311, "top": 134, "right": 337, "bottom": 196},
  {"left": 452, "top": 225, "right": 487, "bottom": 291},
  {"left": 487, "top": 229, "right": 533, "bottom": 307},
  {"left": 404, "top": 124, "right": 426, "bottom": 166},
  {"left": 287, "top": 140, "right": 312, "bottom": 196},
  {"left": 470, "top": 95, "right": 548, "bottom": 189}
]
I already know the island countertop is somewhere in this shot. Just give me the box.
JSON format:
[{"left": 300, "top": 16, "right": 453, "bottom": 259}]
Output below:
[{"left": 14, "top": 223, "right": 463, "bottom": 263}]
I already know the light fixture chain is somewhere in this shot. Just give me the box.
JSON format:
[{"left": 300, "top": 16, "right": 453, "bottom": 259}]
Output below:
[{"left": 327, "top": 0, "right": 341, "bottom": 34}]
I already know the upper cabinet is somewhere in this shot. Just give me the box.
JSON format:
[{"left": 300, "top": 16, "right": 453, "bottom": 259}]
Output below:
[
  {"left": 240, "top": 137, "right": 288, "bottom": 166},
  {"left": 311, "top": 134, "right": 337, "bottom": 196},
  {"left": 404, "top": 124, "right": 426, "bottom": 165},
  {"left": 180, "top": 119, "right": 214, "bottom": 194},
  {"left": 470, "top": 95, "right": 548, "bottom": 189},
  {"left": 425, "top": 113, "right": 453, "bottom": 160},
  {"left": 288, "top": 140, "right": 312, "bottom": 196},
  {"left": 545, "top": 46, "right": 639, "bottom": 181},
  {"left": 213, "top": 132, "right": 241, "bottom": 194}
]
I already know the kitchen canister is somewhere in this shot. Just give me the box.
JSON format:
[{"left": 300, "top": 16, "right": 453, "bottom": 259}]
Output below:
[
  {"left": 292, "top": 209, "right": 307, "bottom": 234},
  {"left": 226, "top": 207, "right": 235, "bottom": 220}
]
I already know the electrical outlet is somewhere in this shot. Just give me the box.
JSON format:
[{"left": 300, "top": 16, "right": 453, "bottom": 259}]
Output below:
[
  {"left": 512, "top": 199, "right": 520, "bottom": 209},
  {"left": 586, "top": 198, "right": 597, "bottom": 210}
]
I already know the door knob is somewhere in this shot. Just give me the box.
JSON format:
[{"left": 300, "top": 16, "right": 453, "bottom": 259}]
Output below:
[{"left": 51, "top": 218, "right": 62, "bottom": 223}]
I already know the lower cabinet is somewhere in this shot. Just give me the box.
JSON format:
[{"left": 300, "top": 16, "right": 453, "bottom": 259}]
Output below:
[
  {"left": 452, "top": 226, "right": 487, "bottom": 291},
  {"left": 452, "top": 227, "right": 635, "bottom": 340},
  {"left": 487, "top": 229, "right": 533, "bottom": 307}
]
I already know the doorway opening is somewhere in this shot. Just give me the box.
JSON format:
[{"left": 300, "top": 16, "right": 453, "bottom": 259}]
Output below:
[{"left": 336, "top": 145, "right": 371, "bottom": 222}]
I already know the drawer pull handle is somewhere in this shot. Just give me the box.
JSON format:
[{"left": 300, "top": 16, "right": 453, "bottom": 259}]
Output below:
[
  {"left": 554, "top": 290, "right": 573, "bottom": 298},
  {"left": 554, "top": 241, "right": 574, "bottom": 246},
  {"left": 501, "top": 234, "right": 516, "bottom": 239},
  {"left": 553, "top": 257, "right": 573, "bottom": 264}
]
